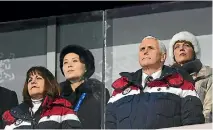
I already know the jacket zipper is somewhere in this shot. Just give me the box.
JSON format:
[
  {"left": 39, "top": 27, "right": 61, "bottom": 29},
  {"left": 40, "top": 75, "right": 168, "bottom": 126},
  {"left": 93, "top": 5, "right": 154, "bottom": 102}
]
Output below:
[{"left": 30, "top": 107, "right": 42, "bottom": 129}]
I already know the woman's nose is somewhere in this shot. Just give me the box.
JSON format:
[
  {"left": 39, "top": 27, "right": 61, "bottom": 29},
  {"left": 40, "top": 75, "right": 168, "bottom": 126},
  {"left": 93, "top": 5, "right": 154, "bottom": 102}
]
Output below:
[{"left": 31, "top": 79, "right": 37, "bottom": 84}]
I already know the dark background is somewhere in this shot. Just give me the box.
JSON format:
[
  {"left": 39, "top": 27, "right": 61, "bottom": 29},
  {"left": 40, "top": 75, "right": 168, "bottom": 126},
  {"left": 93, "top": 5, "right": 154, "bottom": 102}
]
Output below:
[{"left": 0, "top": 1, "right": 168, "bottom": 22}]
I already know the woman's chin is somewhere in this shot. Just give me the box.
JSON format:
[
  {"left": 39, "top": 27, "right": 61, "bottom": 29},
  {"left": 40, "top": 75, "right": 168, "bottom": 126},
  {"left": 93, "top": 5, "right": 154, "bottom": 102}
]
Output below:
[{"left": 68, "top": 77, "right": 81, "bottom": 83}]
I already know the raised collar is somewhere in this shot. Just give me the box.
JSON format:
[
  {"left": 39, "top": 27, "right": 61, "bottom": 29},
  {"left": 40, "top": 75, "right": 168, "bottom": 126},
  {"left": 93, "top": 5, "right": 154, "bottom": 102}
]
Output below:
[
  {"left": 119, "top": 65, "right": 177, "bottom": 86},
  {"left": 60, "top": 80, "right": 92, "bottom": 96},
  {"left": 142, "top": 69, "right": 162, "bottom": 81},
  {"left": 9, "top": 96, "right": 72, "bottom": 121},
  {"left": 172, "top": 59, "right": 203, "bottom": 75}
]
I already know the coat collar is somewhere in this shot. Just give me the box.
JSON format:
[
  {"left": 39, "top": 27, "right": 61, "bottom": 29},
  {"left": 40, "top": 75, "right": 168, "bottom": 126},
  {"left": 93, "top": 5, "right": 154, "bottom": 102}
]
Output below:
[
  {"left": 171, "top": 59, "right": 212, "bottom": 81},
  {"left": 119, "top": 65, "right": 177, "bottom": 86},
  {"left": 172, "top": 59, "right": 203, "bottom": 75},
  {"left": 9, "top": 96, "right": 72, "bottom": 121},
  {"left": 60, "top": 80, "right": 92, "bottom": 96}
]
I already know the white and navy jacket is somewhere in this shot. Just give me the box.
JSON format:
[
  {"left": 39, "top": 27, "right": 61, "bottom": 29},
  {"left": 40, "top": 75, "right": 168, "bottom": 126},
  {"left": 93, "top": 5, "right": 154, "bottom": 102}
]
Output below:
[
  {"left": 106, "top": 65, "right": 205, "bottom": 129},
  {"left": 2, "top": 96, "right": 81, "bottom": 129}
]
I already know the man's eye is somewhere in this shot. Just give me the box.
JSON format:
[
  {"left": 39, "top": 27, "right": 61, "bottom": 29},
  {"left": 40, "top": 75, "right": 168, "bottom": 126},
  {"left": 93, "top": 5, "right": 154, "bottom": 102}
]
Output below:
[
  {"left": 140, "top": 47, "right": 145, "bottom": 51},
  {"left": 148, "top": 46, "right": 154, "bottom": 49}
]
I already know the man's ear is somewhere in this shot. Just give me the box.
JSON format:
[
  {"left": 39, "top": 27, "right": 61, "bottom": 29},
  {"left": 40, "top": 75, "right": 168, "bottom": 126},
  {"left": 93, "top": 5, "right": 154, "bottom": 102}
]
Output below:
[{"left": 161, "top": 53, "right": 167, "bottom": 62}]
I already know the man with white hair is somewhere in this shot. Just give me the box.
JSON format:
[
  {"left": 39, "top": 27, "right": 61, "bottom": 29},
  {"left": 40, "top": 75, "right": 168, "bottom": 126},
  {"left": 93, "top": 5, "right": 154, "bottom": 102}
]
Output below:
[{"left": 105, "top": 36, "right": 205, "bottom": 129}]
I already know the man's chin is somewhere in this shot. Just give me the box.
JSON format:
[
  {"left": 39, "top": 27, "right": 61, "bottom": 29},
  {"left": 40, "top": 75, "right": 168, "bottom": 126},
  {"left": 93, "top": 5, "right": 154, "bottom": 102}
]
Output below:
[
  {"left": 141, "top": 62, "right": 159, "bottom": 68},
  {"left": 141, "top": 62, "right": 151, "bottom": 66}
]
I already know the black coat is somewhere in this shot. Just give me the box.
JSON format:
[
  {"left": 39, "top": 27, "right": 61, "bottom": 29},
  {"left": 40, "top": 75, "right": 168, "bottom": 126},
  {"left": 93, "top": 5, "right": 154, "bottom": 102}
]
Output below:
[
  {"left": 0, "top": 87, "right": 18, "bottom": 129},
  {"left": 60, "top": 78, "right": 110, "bottom": 129}
]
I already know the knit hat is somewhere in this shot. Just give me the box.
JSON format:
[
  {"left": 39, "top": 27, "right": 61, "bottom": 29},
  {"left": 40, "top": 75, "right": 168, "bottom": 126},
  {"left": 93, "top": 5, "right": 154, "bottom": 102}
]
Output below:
[
  {"left": 169, "top": 31, "right": 201, "bottom": 64},
  {"left": 59, "top": 45, "right": 95, "bottom": 79}
]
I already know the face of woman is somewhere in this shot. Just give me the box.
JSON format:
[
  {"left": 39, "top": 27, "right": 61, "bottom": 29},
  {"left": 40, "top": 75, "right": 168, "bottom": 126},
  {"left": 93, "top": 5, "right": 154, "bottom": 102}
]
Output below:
[
  {"left": 173, "top": 41, "right": 194, "bottom": 65},
  {"left": 62, "top": 53, "right": 86, "bottom": 82},
  {"left": 27, "top": 73, "right": 45, "bottom": 99}
]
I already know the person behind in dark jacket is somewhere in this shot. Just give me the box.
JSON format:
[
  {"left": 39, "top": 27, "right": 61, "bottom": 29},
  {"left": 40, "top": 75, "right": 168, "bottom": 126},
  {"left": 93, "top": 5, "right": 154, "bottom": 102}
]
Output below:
[
  {"left": 0, "top": 87, "right": 18, "bottom": 129},
  {"left": 169, "top": 31, "right": 212, "bottom": 123},
  {"left": 59, "top": 45, "right": 110, "bottom": 129},
  {"left": 2, "top": 66, "right": 81, "bottom": 129},
  {"left": 105, "top": 36, "right": 205, "bottom": 129}
]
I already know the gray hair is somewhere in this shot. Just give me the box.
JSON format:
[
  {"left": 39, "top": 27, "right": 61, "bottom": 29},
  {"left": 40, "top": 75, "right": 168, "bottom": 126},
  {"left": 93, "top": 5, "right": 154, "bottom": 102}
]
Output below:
[{"left": 142, "top": 36, "right": 167, "bottom": 54}]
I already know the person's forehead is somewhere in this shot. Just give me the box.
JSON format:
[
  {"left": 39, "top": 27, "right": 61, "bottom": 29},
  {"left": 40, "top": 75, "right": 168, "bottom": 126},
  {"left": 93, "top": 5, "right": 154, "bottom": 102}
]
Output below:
[
  {"left": 139, "top": 38, "right": 159, "bottom": 47},
  {"left": 28, "top": 71, "right": 41, "bottom": 78},
  {"left": 65, "top": 53, "right": 79, "bottom": 57},
  {"left": 64, "top": 53, "right": 79, "bottom": 60},
  {"left": 174, "top": 41, "right": 189, "bottom": 45}
]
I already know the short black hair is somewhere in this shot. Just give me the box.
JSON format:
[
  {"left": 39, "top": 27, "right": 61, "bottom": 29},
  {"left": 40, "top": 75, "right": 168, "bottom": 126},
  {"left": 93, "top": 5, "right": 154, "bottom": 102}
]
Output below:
[{"left": 59, "top": 45, "right": 95, "bottom": 79}]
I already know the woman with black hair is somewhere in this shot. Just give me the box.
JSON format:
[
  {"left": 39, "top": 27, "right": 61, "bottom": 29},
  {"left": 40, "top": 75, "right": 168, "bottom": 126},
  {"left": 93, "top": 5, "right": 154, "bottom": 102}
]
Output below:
[{"left": 59, "top": 45, "right": 110, "bottom": 129}]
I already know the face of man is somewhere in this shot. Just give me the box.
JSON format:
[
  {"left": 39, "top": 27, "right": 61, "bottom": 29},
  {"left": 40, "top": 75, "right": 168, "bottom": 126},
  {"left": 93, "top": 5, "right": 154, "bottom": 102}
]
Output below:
[{"left": 138, "top": 38, "right": 166, "bottom": 68}]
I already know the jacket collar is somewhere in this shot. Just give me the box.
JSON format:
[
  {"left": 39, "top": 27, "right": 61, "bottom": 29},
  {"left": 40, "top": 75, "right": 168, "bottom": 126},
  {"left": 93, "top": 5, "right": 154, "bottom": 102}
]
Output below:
[
  {"left": 171, "top": 59, "right": 212, "bottom": 81},
  {"left": 119, "top": 65, "right": 177, "bottom": 86},
  {"left": 172, "top": 59, "right": 203, "bottom": 75},
  {"left": 42, "top": 96, "right": 72, "bottom": 108},
  {"left": 196, "top": 65, "right": 212, "bottom": 78},
  {"left": 60, "top": 80, "right": 92, "bottom": 96},
  {"left": 9, "top": 96, "right": 72, "bottom": 121}
]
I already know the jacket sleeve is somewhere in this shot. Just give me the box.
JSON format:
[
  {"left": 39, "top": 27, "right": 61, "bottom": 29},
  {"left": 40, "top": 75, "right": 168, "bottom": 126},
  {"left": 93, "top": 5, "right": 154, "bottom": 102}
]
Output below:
[
  {"left": 105, "top": 88, "right": 110, "bottom": 104},
  {"left": 9, "top": 91, "right": 19, "bottom": 108},
  {"left": 180, "top": 73, "right": 205, "bottom": 125},
  {"left": 2, "top": 110, "right": 16, "bottom": 130},
  {"left": 1, "top": 90, "right": 18, "bottom": 129},
  {"left": 105, "top": 99, "right": 117, "bottom": 129},
  {"left": 105, "top": 77, "right": 124, "bottom": 129},
  {"left": 61, "top": 107, "right": 82, "bottom": 129},
  {"left": 203, "top": 76, "right": 212, "bottom": 123},
  {"left": 105, "top": 76, "right": 139, "bottom": 129}
]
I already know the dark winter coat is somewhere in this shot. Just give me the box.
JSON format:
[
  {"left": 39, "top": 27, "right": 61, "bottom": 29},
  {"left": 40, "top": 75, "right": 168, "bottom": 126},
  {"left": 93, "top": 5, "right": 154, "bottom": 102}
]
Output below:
[
  {"left": 172, "top": 59, "right": 212, "bottom": 123},
  {"left": 106, "top": 65, "right": 205, "bottom": 129},
  {"left": 0, "top": 87, "right": 18, "bottom": 129},
  {"left": 60, "top": 78, "right": 110, "bottom": 129}
]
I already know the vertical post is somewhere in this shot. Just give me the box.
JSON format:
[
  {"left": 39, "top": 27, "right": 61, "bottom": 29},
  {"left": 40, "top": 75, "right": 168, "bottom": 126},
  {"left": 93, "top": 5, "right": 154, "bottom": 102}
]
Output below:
[
  {"left": 46, "top": 18, "right": 57, "bottom": 76},
  {"left": 101, "top": 10, "right": 107, "bottom": 129}
]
